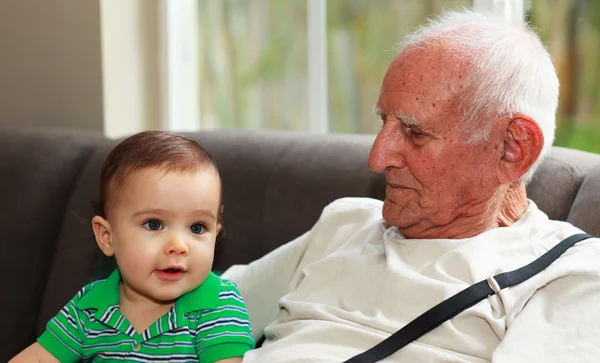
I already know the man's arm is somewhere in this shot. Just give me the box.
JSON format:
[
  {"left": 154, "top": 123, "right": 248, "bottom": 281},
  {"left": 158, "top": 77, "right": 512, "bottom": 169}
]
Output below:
[
  {"left": 492, "top": 274, "right": 600, "bottom": 362},
  {"left": 222, "top": 231, "right": 311, "bottom": 341},
  {"left": 223, "top": 197, "right": 385, "bottom": 341},
  {"left": 9, "top": 343, "right": 61, "bottom": 363}
]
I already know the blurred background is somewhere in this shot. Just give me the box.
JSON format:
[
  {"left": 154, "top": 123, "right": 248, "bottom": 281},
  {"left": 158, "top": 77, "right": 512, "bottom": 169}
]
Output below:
[
  {"left": 1, "top": 0, "right": 598, "bottom": 153},
  {"left": 194, "top": 0, "right": 600, "bottom": 153}
]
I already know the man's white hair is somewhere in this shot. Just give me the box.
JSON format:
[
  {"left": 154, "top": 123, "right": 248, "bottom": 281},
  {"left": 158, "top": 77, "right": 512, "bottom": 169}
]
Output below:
[{"left": 396, "top": 10, "right": 559, "bottom": 182}]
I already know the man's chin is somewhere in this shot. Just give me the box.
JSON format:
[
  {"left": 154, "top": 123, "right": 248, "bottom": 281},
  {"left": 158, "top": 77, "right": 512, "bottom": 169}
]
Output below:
[{"left": 382, "top": 200, "right": 419, "bottom": 230}]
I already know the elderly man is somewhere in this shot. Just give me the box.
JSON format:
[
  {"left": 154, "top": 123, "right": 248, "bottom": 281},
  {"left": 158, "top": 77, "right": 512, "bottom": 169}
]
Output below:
[{"left": 224, "top": 10, "right": 600, "bottom": 362}]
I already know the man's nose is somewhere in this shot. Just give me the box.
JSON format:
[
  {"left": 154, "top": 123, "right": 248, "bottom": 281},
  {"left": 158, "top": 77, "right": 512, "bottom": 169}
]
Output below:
[
  {"left": 368, "top": 125, "right": 406, "bottom": 173},
  {"left": 164, "top": 234, "right": 189, "bottom": 256}
]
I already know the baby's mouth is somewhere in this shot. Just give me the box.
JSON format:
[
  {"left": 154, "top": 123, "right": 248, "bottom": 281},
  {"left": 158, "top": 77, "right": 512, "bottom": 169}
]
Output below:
[{"left": 156, "top": 267, "right": 186, "bottom": 281}]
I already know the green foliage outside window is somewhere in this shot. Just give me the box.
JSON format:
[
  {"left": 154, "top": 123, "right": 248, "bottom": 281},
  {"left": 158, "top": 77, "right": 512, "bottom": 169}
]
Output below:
[{"left": 197, "top": 0, "right": 600, "bottom": 153}]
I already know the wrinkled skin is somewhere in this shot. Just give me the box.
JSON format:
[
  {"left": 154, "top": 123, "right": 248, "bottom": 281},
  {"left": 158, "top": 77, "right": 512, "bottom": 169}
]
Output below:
[{"left": 368, "top": 46, "right": 534, "bottom": 239}]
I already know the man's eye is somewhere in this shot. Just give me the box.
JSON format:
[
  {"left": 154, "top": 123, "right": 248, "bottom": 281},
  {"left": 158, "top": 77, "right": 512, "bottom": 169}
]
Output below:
[
  {"left": 406, "top": 127, "right": 424, "bottom": 138},
  {"left": 190, "top": 223, "right": 206, "bottom": 235},
  {"left": 143, "top": 219, "right": 163, "bottom": 231}
]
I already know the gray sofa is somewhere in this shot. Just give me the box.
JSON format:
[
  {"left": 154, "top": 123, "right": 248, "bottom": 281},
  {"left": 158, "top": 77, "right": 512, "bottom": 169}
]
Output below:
[{"left": 1, "top": 125, "right": 599, "bottom": 361}]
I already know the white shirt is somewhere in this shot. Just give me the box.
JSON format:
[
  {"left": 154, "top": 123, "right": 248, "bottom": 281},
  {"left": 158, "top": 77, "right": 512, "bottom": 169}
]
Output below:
[{"left": 223, "top": 198, "right": 600, "bottom": 362}]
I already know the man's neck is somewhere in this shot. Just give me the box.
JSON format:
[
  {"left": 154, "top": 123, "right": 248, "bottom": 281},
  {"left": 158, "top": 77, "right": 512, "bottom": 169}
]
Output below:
[
  {"left": 396, "top": 182, "right": 528, "bottom": 239},
  {"left": 497, "top": 181, "right": 528, "bottom": 227}
]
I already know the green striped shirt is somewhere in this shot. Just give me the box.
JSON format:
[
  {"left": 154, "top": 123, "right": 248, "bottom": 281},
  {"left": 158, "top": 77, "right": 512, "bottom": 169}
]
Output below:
[{"left": 38, "top": 269, "right": 254, "bottom": 362}]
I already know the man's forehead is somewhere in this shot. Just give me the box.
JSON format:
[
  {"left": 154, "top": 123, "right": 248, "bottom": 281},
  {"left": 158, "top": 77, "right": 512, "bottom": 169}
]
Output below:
[
  {"left": 376, "top": 73, "right": 465, "bottom": 134},
  {"left": 381, "top": 47, "right": 467, "bottom": 93}
]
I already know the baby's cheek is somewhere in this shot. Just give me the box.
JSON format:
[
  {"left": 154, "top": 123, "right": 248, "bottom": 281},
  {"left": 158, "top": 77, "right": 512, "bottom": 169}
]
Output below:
[{"left": 118, "top": 247, "right": 152, "bottom": 273}]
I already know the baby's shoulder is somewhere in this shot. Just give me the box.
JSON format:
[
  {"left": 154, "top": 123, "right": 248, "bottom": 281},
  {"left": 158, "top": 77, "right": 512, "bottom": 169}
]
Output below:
[
  {"left": 214, "top": 277, "right": 245, "bottom": 306},
  {"left": 64, "top": 277, "right": 116, "bottom": 313},
  {"left": 67, "top": 279, "right": 103, "bottom": 305}
]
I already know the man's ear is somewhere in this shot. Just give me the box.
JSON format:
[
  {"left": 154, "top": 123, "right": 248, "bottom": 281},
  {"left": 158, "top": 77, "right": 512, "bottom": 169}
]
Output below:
[
  {"left": 497, "top": 116, "right": 544, "bottom": 184},
  {"left": 92, "top": 216, "right": 115, "bottom": 257}
]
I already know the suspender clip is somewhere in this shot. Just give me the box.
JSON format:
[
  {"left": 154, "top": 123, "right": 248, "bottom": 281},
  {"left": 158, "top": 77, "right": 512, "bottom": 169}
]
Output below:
[{"left": 487, "top": 275, "right": 502, "bottom": 294}]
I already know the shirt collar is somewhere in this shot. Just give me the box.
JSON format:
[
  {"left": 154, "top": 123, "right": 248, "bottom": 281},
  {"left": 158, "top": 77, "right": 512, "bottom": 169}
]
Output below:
[
  {"left": 75, "top": 269, "right": 221, "bottom": 313},
  {"left": 76, "top": 268, "right": 121, "bottom": 311},
  {"left": 176, "top": 271, "right": 221, "bottom": 313}
]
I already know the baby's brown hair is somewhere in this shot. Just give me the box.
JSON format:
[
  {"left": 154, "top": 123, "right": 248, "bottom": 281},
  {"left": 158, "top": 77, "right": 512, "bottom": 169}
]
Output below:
[{"left": 96, "top": 131, "right": 223, "bottom": 224}]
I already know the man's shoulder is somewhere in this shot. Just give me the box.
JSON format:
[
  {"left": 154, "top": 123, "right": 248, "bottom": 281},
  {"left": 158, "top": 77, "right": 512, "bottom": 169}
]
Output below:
[
  {"left": 298, "top": 197, "right": 386, "bottom": 258},
  {"left": 320, "top": 197, "right": 383, "bottom": 220},
  {"left": 523, "top": 218, "right": 600, "bottom": 293},
  {"left": 521, "top": 201, "right": 599, "bottom": 257},
  {"left": 549, "top": 231, "right": 600, "bottom": 270},
  {"left": 312, "top": 197, "right": 385, "bottom": 236},
  {"left": 532, "top": 215, "right": 599, "bottom": 256}
]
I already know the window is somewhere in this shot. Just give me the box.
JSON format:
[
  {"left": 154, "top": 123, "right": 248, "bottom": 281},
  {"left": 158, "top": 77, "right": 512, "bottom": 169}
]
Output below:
[
  {"left": 196, "top": 0, "right": 310, "bottom": 131},
  {"left": 162, "top": 0, "right": 600, "bottom": 154},
  {"left": 186, "top": 1, "right": 484, "bottom": 134},
  {"left": 326, "top": 0, "right": 474, "bottom": 134},
  {"left": 166, "top": 0, "right": 522, "bottom": 134},
  {"left": 526, "top": 0, "right": 600, "bottom": 154}
]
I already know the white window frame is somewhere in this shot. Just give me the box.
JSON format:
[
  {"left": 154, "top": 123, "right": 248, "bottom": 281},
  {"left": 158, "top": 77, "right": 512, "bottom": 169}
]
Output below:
[
  {"left": 307, "top": 0, "right": 329, "bottom": 133},
  {"left": 160, "top": 0, "right": 524, "bottom": 133},
  {"left": 160, "top": 0, "right": 201, "bottom": 132},
  {"left": 473, "top": 0, "right": 525, "bottom": 24}
]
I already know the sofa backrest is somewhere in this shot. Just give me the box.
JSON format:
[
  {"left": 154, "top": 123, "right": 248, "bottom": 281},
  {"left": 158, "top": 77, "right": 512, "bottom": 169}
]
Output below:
[
  {"left": 0, "top": 127, "right": 106, "bottom": 361},
  {"left": 1, "top": 126, "right": 599, "bottom": 361}
]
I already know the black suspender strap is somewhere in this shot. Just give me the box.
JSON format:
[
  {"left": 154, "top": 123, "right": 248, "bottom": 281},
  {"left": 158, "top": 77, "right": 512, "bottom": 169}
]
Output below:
[{"left": 344, "top": 233, "right": 594, "bottom": 363}]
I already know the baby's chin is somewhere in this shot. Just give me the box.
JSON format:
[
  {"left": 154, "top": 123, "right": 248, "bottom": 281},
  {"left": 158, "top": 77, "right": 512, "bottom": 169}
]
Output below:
[
  {"left": 141, "top": 282, "right": 196, "bottom": 303},
  {"left": 148, "top": 290, "right": 188, "bottom": 304}
]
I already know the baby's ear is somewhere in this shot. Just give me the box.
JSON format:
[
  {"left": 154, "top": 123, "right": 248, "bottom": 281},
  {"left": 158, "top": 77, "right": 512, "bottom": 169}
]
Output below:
[{"left": 92, "top": 216, "right": 115, "bottom": 256}]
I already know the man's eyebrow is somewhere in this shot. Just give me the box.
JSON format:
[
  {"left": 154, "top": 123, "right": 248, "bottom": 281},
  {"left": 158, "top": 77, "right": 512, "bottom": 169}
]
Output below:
[
  {"left": 373, "top": 105, "right": 383, "bottom": 117},
  {"left": 373, "top": 106, "right": 439, "bottom": 136},
  {"left": 392, "top": 110, "right": 423, "bottom": 129},
  {"left": 374, "top": 105, "right": 423, "bottom": 128}
]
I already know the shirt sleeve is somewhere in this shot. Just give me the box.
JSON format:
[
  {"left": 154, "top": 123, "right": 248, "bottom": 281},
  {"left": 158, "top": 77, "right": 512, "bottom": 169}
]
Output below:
[
  {"left": 223, "top": 232, "right": 313, "bottom": 342},
  {"left": 221, "top": 197, "right": 383, "bottom": 342},
  {"left": 195, "top": 281, "right": 255, "bottom": 362},
  {"left": 491, "top": 274, "right": 600, "bottom": 362},
  {"left": 37, "top": 293, "right": 84, "bottom": 363}
]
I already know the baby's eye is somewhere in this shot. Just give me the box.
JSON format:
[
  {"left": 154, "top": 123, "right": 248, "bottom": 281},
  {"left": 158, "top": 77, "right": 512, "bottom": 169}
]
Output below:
[
  {"left": 143, "top": 219, "right": 163, "bottom": 231},
  {"left": 190, "top": 223, "right": 206, "bottom": 235}
]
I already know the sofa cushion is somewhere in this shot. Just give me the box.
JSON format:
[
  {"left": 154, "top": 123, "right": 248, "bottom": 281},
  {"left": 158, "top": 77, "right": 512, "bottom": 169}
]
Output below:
[
  {"left": 35, "top": 141, "right": 116, "bottom": 335},
  {"left": 30, "top": 129, "right": 600, "bottom": 344},
  {"left": 191, "top": 130, "right": 384, "bottom": 270},
  {"left": 0, "top": 126, "right": 102, "bottom": 361},
  {"left": 527, "top": 146, "right": 599, "bottom": 222},
  {"left": 567, "top": 163, "right": 600, "bottom": 236}
]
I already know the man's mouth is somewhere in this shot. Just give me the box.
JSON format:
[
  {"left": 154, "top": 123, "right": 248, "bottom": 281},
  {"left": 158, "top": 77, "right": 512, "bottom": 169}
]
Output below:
[{"left": 387, "top": 182, "right": 412, "bottom": 189}]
